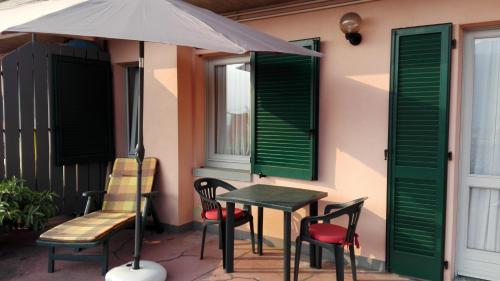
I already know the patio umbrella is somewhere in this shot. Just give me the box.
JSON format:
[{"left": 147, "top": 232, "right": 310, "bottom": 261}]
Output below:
[{"left": 4, "top": 0, "right": 322, "bottom": 280}]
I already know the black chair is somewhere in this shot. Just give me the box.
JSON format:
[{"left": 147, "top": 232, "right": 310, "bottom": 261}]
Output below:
[
  {"left": 294, "top": 197, "right": 367, "bottom": 281},
  {"left": 194, "top": 178, "right": 255, "bottom": 268}
]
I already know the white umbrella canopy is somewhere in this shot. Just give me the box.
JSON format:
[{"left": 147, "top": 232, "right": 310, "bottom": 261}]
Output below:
[
  {"left": 4, "top": 0, "right": 322, "bottom": 57},
  {"left": 0, "top": 0, "right": 87, "bottom": 34}
]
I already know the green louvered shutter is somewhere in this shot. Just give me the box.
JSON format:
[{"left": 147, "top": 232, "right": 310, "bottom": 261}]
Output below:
[
  {"left": 252, "top": 39, "right": 319, "bottom": 180},
  {"left": 387, "top": 24, "right": 451, "bottom": 281}
]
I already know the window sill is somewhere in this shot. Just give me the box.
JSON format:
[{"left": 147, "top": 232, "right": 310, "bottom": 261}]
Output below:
[{"left": 193, "top": 167, "right": 252, "bottom": 182}]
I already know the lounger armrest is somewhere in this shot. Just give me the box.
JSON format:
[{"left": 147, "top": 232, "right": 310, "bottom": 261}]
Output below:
[
  {"left": 83, "top": 190, "right": 107, "bottom": 215},
  {"left": 82, "top": 190, "right": 107, "bottom": 198},
  {"left": 142, "top": 191, "right": 159, "bottom": 198}
]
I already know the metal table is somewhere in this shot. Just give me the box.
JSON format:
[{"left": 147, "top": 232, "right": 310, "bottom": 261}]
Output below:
[{"left": 217, "top": 184, "right": 327, "bottom": 281}]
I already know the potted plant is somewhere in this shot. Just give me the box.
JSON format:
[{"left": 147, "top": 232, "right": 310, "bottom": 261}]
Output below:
[{"left": 0, "top": 177, "right": 57, "bottom": 232}]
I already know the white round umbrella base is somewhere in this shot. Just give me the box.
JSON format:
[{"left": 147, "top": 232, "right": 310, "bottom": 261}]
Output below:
[{"left": 105, "top": 260, "right": 167, "bottom": 281}]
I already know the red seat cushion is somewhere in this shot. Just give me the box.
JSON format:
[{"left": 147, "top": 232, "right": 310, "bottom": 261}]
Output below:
[
  {"left": 308, "top": 223, "right": 359, "bottom": 247},
  {"left": 203, "top": 208, "right": 244, "bottom": 220}
]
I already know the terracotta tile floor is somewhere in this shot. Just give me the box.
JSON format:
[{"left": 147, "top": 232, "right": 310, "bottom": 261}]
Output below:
[{"left": 0, "top": 225, "right": 410, "bottom": 281}]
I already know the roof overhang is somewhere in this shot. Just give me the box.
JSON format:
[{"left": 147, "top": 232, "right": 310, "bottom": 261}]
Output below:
[{"left": 185, "top": 0, "right": 377, "bottom": 22}]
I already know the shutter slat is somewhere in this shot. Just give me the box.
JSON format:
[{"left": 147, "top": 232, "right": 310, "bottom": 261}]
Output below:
[{"left": 252, "top": 39, "right": 319, "bottom": 180}]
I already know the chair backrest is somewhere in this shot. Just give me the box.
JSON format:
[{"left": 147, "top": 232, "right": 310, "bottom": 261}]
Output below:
[
  {"left": 193, "top": 178, "right": 236, "bottom": 213},
  {"left": 332, "top": 197, "right": 367, "bottom": 244},
  {"left": 101, "top": 157, "right": 157, "bottom": 213}
]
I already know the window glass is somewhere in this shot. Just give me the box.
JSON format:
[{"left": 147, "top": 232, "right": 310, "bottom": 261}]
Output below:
[
  {"left": 214, "top": 63, "right": 251, "bottom": 156},
  {"left": 206, "top": 57, "right": 251, "bottom": 170},
  {"left": 470, "top": 38, "right": 500, "bottom": 176}
]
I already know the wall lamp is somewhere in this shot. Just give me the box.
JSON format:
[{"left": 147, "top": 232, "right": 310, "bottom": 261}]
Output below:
[{"left": 340, "top": 12, "right": 362, "bottom": 45}]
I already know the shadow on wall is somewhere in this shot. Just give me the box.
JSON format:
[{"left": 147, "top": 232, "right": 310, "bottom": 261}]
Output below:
[
  {"left": 251, "top": 64, "right": 390, "bottom": 192},
  {"left": 317, "top": 73, "right": 390, "bottom": 187}
]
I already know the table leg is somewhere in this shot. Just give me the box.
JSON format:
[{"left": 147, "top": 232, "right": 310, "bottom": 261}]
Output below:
[
  {"left": 225, "top": 202, "right": 235, "bottom": 273},
  {"left": 258, "top": 207, "right": 263, "bottom": 256},
  {"left": 309, "top": 201, "right": 322, "bottom": 269},
  {"left": 284, "top": 212, "right": 291, "bottom": 281}
]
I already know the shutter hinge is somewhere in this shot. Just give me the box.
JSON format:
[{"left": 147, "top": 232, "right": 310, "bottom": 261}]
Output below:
[
  {"left": 451, "top": 39, "right": 457, "bottom": 49},
  {"left": 308, "top": 129, "right": 316, "bottom": 139},
  {"left": 258, "top": 172, "right": 266, "bottom": 178},
  {"left": 448, "top": 151, "right": 453, "bottom": 161},
  {"left": 384, "top": 149, "right": 389, "bottom": 160},
  {"left": 443, "top": 260, "right": 449, "bottom": 270}
]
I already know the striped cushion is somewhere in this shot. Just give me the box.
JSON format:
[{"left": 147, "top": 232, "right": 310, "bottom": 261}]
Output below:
[
  {"left": 39, "top": 158, "right": 157, "bottom": 243},
  {"left": 39, "top": 211, "right": 135, "bottom": 242},
  {"left": 111, "top": 157, "right": 157, "bottom": 177},
  {"left": 102, "top": 158, "right": 157, "bottom": 212}
]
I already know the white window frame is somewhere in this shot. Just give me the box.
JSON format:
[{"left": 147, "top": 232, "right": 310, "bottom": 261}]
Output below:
[{"left": 205, "top": 56, "right": 252, "bottom": 171}]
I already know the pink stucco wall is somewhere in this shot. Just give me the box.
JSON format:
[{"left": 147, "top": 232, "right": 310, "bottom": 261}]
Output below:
[
  {"left": 108, "top": 40, "right": 196, "bottom": 225},
  {"left": 107, "top": 0, "right": 500, "bottom": 280}
]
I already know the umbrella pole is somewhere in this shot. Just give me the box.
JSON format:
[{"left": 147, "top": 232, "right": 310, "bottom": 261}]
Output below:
[
  {"left": 105, "top": 41, "right": 165, "bottom": 281},
  {"left": 133, "top": 40, "right": 146, "bottom": 270}
]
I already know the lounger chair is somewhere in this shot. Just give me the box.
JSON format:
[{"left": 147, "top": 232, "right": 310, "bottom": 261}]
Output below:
[{"left": 37, "top": 157, "right": 159, "bottom": 275}]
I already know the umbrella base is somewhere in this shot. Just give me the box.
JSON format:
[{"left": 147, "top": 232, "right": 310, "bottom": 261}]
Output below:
[{"left": 105, "top": 260, "right": 167, "bottom": 281}]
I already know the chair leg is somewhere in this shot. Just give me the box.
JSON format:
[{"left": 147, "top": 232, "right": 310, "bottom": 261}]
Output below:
[
  {"left": 151, "top": 205, "right": 164, "bottom": 234},
  {"left": 249, "top": 218, "right": 256, "bottom": 254},
  {"left": 218, "top": 223, "right": 224, "bottom": 250},
  {"left": 258, "top": 207, "right": 263, "bottom": 256},
  {"left": 293, "top": 238, "right": 302, "bottom": 281},
  {"left": 334, "top": 245, "right": 345, "bottom": 281},
  {"left": 48, "top": 247, "right": 55, "bottom": 273},
  {"left": 221, "top": 224, "right": 226, "bottom": 269},
  {"left": 102, "top": 240, "right": 109, "bottom": 276},
  {"left": 200, "top": 224, "right": 208, "bottom": 260},
  {"left": 349, "top": 244, "right": 357, "bottom": 281}
]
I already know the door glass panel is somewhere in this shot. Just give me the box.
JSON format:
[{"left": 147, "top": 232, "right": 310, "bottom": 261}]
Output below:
[
  {"left": 470, "top": 37, "right": 500, "bottom": 176},
  {"left": 467, "top": 186, "right": 500, "bottom": 252}
]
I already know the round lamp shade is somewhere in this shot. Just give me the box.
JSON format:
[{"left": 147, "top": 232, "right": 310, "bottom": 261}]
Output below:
[{"left": 339, "top": 12, "right": 362, "bottom": 34}]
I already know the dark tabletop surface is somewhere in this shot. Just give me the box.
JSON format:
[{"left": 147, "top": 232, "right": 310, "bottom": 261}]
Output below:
[{"left": 216, "top": 184, "right": 328, "bottom": 212}]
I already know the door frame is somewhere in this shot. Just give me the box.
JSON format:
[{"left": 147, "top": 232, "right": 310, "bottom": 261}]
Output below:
[{"left": 456, "top": 28, "right": 500, "bottom": 281}]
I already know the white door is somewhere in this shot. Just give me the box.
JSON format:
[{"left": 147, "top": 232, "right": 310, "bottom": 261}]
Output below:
[{"left": 458, "top": 29, "right": 500, "bottom": 281}]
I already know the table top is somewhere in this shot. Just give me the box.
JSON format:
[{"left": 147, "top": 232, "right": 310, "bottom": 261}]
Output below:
[{"left": 216, "top": 184, "right": 327, "bottom": 212}]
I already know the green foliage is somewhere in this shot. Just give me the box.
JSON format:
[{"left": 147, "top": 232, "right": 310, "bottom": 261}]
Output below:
[{"left": 0, "top": 177, "right": 57, "bottom": 232}]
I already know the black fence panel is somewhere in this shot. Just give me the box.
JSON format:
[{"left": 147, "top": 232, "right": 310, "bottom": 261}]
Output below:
[{"left": 0, "top": 41, "right": 112, "bottom": 216}]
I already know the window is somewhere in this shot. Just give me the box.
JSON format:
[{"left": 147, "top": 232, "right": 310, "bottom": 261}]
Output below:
[
  {"left": 125, "top": 65, "right": 139, "bottom": 156},
  {"left": 201, "top": 38, "right": 320, "bottom": 181},
  {"left": 206, "top": 56, "right": 252, "bottom": 170}
]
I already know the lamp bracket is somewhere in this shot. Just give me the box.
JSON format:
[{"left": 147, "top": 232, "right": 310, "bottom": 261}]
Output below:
[{"left": 345, "top": 32, "right": 362, "bottom": 45}]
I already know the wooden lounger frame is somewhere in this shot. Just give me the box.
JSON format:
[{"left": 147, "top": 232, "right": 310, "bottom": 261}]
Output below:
[{"left": 37, "top": 185, "right": 162, "bottom": 275}]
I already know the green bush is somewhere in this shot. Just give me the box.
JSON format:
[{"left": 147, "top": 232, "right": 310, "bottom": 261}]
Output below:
[{"left": 0, "top": 177, "right": 57, "bottom": 232}]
